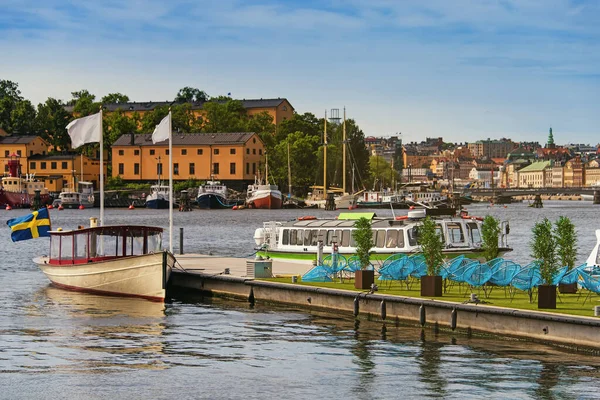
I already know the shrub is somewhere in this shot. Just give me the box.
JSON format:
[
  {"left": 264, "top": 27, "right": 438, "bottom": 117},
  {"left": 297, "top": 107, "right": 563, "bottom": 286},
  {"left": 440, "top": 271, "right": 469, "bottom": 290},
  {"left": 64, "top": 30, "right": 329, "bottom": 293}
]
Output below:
[
  {"left": 481, "top": 215, "right": 500, "bottom": 261},
  {"left": 352, "top": 217, "right": 373, "bottom": 269},
  {"left": 418, "top": 216, "right": 444, "bottom": 276},
  {"left": 554, "top": 216, "right": 577, "bottom": 270},
  {"left": 530, "top": 218, "right": 557, "bottom": 285}
]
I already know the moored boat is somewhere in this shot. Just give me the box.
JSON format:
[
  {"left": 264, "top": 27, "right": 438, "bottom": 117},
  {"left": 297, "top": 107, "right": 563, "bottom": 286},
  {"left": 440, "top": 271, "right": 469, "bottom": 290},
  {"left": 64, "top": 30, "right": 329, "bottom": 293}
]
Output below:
[
  {"left": 0, "top": 155, "right": 51, "bottom": 208},
  {"left": 197, "top": 180, "right": 232, "bottom": 209},
  {"left": 246, "top": 178, "right": 283, "bottom": 209},
  {"left": 254, "top": 210, "right": 511, "bottom": 262},
  {"left": 33, "top": 222, "right": 175, "bottom": 301},
  {"left": 145, "top": 184, "right": 171, "bottom": 209},
  {"left": 52, "top": 181, "right": 95, "bottom": 209}
]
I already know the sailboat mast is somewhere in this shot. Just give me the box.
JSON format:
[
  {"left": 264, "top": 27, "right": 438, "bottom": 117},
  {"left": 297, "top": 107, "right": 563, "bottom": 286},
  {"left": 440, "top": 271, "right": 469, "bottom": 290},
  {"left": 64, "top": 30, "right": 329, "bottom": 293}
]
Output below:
[
  {"left": 323, "top": 110, "right": 327, "bottom": 201},
  {"left": 265, "top": 151, "right": 269, "bottom": 184},
  {"left": 287, "top": 140, "right": 292, "bottom": 197},
  {"left": 99, "top": 108, "right": 104, "bottom": 226},
  {"left": 343, "top": 107, "right": 346, "bottom": 194}
]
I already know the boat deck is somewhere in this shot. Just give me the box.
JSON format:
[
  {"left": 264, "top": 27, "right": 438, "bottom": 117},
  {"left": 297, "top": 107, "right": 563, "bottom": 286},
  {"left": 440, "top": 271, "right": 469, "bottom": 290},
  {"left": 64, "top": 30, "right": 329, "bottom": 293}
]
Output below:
[{"left": 173, "top": 254, "right": 312, "bottom": 277}]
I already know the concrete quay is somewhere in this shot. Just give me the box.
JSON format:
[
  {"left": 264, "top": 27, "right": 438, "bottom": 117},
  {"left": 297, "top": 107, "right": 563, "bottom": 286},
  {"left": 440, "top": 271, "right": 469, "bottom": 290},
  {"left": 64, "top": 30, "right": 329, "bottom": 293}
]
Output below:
[{"left": 169, "top": 254, "right": 600, "bottom": 352}]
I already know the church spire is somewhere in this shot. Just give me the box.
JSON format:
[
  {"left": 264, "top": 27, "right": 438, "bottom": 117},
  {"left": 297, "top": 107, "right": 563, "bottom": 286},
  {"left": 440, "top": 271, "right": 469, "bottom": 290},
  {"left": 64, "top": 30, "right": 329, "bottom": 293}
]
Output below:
[{"left": 547, "top": 127, "right": 555, "bottom": 149}]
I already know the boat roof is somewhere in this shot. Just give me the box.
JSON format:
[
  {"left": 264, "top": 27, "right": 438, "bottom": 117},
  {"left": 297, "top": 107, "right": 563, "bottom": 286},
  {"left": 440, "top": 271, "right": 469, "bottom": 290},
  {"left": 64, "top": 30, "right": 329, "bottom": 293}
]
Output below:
[
  {"left": 338, "top": 212, "right": 376, "bottom": 220},
  {"left": 281, "top": 215, "right": 468, "bottom": 229},
  {"left": 49, "top": 225, "right": 163, "bottom": 236}
]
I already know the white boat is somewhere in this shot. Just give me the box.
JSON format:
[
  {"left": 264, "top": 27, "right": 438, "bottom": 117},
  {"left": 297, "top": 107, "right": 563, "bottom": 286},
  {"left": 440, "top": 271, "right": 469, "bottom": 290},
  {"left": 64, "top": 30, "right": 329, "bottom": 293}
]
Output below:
[
  {"left": 304, "top": 188, "right": 358, "bottom": 209},
  {"left": 246, "top": 177, "right": 283, "bottom": 209},
  {"left": 53, "top": 181, "right": 95, "bottom": 209},
  {"left": 33, "top": 222, "right": 174, "bottom": 301},
  {"left": 146, "top": 184, "right": 171, "bottom": 209},
  {"left": 254, "top": 210, "right": 512, "bottom": 262},
  {"left": 197, "top": 180, "right": 232, "bottom": 209}
]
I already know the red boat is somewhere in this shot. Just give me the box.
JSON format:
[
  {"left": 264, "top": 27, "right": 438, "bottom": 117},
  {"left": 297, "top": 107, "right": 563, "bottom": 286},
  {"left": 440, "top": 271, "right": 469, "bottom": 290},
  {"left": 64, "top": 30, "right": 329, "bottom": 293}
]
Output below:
[
  {"left": 0, "top": 155, "right": 51, "bottom": 208},
  {"left": 246, "top": 180, "right": 283, "bottom": 209}
]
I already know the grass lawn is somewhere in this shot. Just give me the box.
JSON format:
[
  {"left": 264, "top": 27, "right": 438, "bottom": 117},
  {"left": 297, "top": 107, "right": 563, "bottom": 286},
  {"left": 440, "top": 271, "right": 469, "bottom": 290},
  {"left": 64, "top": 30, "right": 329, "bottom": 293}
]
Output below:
[{"left": 264, "top": 276, "right": 600, "bottom": 318}]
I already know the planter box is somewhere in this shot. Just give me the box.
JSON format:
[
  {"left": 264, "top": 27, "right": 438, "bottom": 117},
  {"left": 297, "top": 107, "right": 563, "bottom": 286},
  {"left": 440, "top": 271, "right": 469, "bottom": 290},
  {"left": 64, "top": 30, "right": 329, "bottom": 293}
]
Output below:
[
  {"left": 559, "top": 283, "right": 577, "bottom": 294},
  {"left": 421, "top": 275, "right": 443, "bottom": 297},
  {"left": 354, "top": 270, "right": 374, "bottom": 289},
  {"left": 538, "top": 284, "right": 557, "bottom": 309}
]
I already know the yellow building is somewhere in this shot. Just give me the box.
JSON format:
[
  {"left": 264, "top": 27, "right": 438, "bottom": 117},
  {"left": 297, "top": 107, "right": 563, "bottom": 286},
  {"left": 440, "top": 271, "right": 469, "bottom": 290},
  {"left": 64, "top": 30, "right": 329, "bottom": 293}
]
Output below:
[
  {"left": 111, "top": 132, "right": 265, "bottom": 188},
  {"left": 0, "top": 136, "right": 50, "bottom": 174},
  {"left": 27, "top": 154, "right": 106, "bottom": 192}
]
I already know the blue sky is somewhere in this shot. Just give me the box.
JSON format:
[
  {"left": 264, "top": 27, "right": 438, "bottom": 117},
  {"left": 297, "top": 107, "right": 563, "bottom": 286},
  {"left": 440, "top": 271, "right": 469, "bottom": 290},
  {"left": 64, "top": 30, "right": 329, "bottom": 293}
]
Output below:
[{"left": 1, "top": 0, "right": 599, "bottom": 144}]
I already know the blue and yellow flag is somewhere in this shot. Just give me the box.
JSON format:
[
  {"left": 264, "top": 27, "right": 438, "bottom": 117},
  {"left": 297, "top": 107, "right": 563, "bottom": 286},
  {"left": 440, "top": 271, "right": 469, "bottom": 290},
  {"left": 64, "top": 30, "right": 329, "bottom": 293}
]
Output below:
[{"left": 6, "top": 208, "right": 52, "bottom": 242}]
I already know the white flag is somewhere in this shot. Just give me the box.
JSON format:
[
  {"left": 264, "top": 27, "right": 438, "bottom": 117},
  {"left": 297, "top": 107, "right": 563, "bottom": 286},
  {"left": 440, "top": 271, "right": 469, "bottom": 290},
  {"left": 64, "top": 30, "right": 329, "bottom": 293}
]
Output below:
[
  {"left": 152, "top": 113, "right": 171, "bottom": 144},
  {"left": 66, "top": 112, "right": 102, "bottom": 149}
]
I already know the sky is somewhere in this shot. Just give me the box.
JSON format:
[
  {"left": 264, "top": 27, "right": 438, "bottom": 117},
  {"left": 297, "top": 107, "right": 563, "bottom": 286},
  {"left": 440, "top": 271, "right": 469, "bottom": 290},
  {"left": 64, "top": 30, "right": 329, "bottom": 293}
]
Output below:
[{"left": 1, "top": 0, "right": 599, "bottom": 145}]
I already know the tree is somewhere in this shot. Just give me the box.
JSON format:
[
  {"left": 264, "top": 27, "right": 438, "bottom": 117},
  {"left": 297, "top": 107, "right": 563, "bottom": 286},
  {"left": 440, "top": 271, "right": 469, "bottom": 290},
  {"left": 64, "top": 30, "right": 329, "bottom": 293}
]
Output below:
[
  {"left": 9, "top": 99, "right": 37, "bottom": 135},
  {"left": 530, "top": 218, "right": 557, "bottom": 285},
  {"left": 101, "top": 93, "right": 130, "bottom": 104},
  {"left": 275, "top": 112, "right": 322, "bottom": 143},
  {"left": 139, "top": 105, "right": 169, "bottom": 134},
  {"left": 368, "top": 156, "right": 399, "bottom": 191},
  {"left": 247, "top": 111, "right": 276, "bottom": 148},
  {"left": 175, "top": 87, "right": 208, "bottom": 103},
  {"left": 554, "top": 216, "right": 577, "bottom": 270},
  {"left": 69, "top": 90, "right": 100, "bottom": 116},
  {"left": 104, "top": 109, "right": 138, "bottom": 147},
  {"left": 418, "top": 216, "right": 444, "bottom": 276},
  {"left": 352, "top": 217, "right": 373, "bottom": 269},
  {"left": 201, "top": 100, "right": 247, "bottom": 133},
  {"left": 34, "top": 98, "right": 73, "bottom": 151},
  {"left": 481, "top": 215, "right": 500, "bottom": 261},
  {"left": 0, "top": 80, "right": 29, "bottom": 134},
  {"left": 268, "top": 131, "right": 320, "bottom": 193}
]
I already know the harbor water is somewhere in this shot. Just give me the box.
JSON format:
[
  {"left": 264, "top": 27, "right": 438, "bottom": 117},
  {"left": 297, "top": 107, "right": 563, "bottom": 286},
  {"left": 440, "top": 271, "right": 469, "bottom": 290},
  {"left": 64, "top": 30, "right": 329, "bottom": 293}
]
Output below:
[{"left": 1, "top": 201, "right": 600, "bottom": 399}]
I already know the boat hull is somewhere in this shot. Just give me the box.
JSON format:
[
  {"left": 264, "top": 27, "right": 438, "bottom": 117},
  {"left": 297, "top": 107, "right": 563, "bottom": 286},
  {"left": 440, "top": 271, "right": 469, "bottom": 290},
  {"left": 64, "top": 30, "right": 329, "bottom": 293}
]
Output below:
[
  {"left": 197, "top": 194, "right": 230, "bottom": 209},
  {"left": 0, "top": 190, "right": 52, "bottom": 208},
  {"left": 146, "top": 198, "right": 171, "bottom": 209},
  {"left": 33, "top": 252, "right": 174, "bottom": 302},
  {"left": 247, "top": 191, "right": 283, "bottom": 209}
]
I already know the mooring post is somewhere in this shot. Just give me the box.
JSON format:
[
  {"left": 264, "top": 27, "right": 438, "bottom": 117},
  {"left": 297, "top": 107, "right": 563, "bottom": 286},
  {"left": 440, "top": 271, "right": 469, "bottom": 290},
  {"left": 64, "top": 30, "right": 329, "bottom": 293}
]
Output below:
[
  {"left": 179, "top": 227, "right": 184, "bottom": 255},
  {"left": 593, "top": 190, "right": 600, "bottom": 205},
  {"left": 532, "top": 193, "right": 543, "bottom": 208}
]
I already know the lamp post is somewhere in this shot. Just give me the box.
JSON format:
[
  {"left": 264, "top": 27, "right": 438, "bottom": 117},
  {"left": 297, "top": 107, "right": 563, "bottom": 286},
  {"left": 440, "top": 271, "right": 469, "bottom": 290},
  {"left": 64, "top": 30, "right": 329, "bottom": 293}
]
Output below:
[{"left": 408, "top": 164, "right": 412, "bottom": 184}]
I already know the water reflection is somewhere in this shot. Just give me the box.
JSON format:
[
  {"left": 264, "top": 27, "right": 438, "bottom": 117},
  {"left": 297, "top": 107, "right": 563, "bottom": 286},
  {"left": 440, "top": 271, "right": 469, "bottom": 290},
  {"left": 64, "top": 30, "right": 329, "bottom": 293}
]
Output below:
[
  {"left": 351, "top": 320, "right": 376, "bottom": 398},
  {"left": 418, "top": 330, "right": 448, "bottom": 398}
]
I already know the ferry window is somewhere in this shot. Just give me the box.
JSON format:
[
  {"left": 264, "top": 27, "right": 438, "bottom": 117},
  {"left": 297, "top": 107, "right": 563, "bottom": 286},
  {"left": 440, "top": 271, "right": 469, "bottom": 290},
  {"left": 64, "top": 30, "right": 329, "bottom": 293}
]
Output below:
[
  {"left": 230, "top": 148, "right": 236, "bottom": 155},
  {"left": 213, "top": 163, "right": 219, "bottom": 174},
  {"left": 60, "top": 235, "right": 74, "bottom": 261},
  {"left": 435, "top": 224, "right": 445, "bottom": 243},
  {"left": 118, "top": 163, "right": 124, "bottom": 175},
  {"left": 326, "top": 230, "right": 336, "bottom": 246},
  {"left": 189, "top": 163, "right": 195, "bottom": 175},
  {"left": 282, "top": 229, "right": 289, "bottom": 245},
  {"left": 181, "top": 149, "right": 187, "bottom": 155},
  {"left": 174, "top": 163, "right": 179, "bottom": 175},
  {"left": 230, "top": 163, "right": 236, "bottom": 174},
  {"left": 51, "top": 162, "right": 57, "bottom": 169},
  {"left": 447, "top": 223, "right": 465, "bottom": 244},
  {"left": 74, "top": 234, "right": 88, "bottom": 260},
  {"left": 146, "top": 231, "right": 162, "bottom": 253},
  {"left": 310, "top": 231, "right": 319, "bottom": 246},
  {"left": 318, "top": 229, "right": 327, "bottom": 244},
  {"left": 134, "top": 163, "right": 140, "bottom": 175},
  {"left": 397, "top": 229, "right": 405, "bottom": 248},
  {"left": 150, "top": 150, "right": 155, "bottom": 155},
  {"left": 51, "top": 236, "right": 61, "bottom": 259},
  {"left": 290, "top": 230, "right": 297, "bottom": 245},
  {"left": 197, "top": 149, "right": 203, "bottom": 155},
  {"left": 134, "top": 150, "right": 140, "bottom": 155},
  {"left": 349, "top": 232, "right": 356, "bottom": 247},
  {"left": 467, "top": 222, "right": 482, "bottom": 244},
  {"left": 118, "top": 150, "right": 124, "bottom": 156},
  {"left": 342, "top": 230, "right": 351, "bottom": 247},
  {"left": 304, "top": 230, "right": 312, "bottom": 246},
  {"left": 386, "top": 230, "right": 398, "bottom": 248},
  {"left": 334, "top": 230, "right": 343, "bottom": 245},
  {"left": 376, "top": 230, "right": 386, "bottom": 248},
  {"left": 30, "top": 162, "right": 36, "bottom": 169},
  {"left": 297, "top": 230, "right": 304, "bottom": 246},
  {"left": 62, "top": 162, "right": 68, "bottom": 169},
  {"left": 407, "top": 227, "right": 418, "bottom": 246}
]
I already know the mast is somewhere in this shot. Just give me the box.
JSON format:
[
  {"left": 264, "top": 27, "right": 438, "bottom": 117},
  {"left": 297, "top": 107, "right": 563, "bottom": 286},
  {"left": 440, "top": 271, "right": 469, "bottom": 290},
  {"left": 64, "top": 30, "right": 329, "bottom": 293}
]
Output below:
[
  {"left": 99, "top": 108, "right": 104, "bottom": 226},
  {"left": 287, "top": 140, "right": 292, "bottom": 197},
  {"left": 265, "top": 151, "right": 269, "bottom": 184},
  {"left": 168, "top": 110, "right": 173, "bottom": 254},
  {"left": 342, "top": 107, "right": 346, "bottom": 194},
  {"left": 323, "top": 110, "right": 327, "bottom": 200}
]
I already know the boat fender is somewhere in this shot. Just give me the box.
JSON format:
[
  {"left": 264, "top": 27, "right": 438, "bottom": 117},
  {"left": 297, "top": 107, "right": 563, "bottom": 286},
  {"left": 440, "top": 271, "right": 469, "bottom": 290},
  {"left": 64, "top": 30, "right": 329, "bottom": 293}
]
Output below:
[
  {"left": 395, "top": 215, "right": 408, "bottom": 220},
  {"left": 298, "top": 216, "right": 317, "bottom": 221},
  {"left": 380, "top": 300, "right": 387, "bottom": 321},
  {"left": 419, "top": 305, "right": 426, "bottom": 326},
  {"left": 471, "top": 216, "right": 484, "bottom": 221},
  {"left": 248, "top": 288, "right": 255, "bottom": 306},
  {"left": 450, "top": 308, "right": 457, "bottom": 331},
  {"left": 353, "top": 296, "right": 360, "bottom": 317}
]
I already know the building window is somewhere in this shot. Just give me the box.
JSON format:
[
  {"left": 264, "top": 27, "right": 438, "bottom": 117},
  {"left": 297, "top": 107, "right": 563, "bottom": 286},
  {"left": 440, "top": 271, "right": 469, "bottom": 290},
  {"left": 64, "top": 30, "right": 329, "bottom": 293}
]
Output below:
[
  {"left": 189, "top": 163, "right": 195, "bottom": 175},
  {"left": 197, "top": 149, "right": 203, "bottom": 155},
  {"left": 174, "top": 163, "right": 179, "bottom": 175},
  {"left": 41, "top": 162, "right": 46, "bottom": 169},
  {"left": 214, "top": 149, "right": 219, "bottom": 155},
  {"left": 230, "top": 148, "right": 236, "bottom": 155},
  {"left": 17, "top": 150, "right": 21, "bottom": 156},
  {"left": 253, "top": 149, "right": 256, "bottom": 155},
  {"left": 4, "top": 150, "right": 8, "bottom": 157},
  {"left": 230, "top": 163, "right": 236, "bottom": 174},
  {"left": 246, "top": 163, "right": 249, "bottom": 174},
  {"left": 246, "top": 148, "right": 250, "bottom": 155},
  {"left": 62, "top": 162, "right": 68, "bottom": 169},
  {"left": 166, "top": 149, "right": 169, "bottom": 155},
  {"left": 51, "top": 162, "right": 57, "bottom": 170},
  {"left": 253, "top": 138, "right": 256, "bottom": 144},
  {"left": 282, "top": 106, "right": 287, "bottom": 111},
  {"left": 157, "top": 163, "right": 163, "bottom": 175},
  {"left": 118, "top": 150, "right": 124, "bottom": 156},
  {"left": 181, "top": 149, "right": 187, "bottom": 155},
  {"left": 134, "top": 149, "right": 140, "bottom": 156},
  {"left": 259, "top": 149, "right": 262, "bottom": 155},
  {"left": 150, "top": 149, "right": 155, "bottom": 155},
  {"left": 213, "top": 163, "right": 219, "bottom": 175},
  {"left": 30, "top": 150, "right": 33, "bottom": 156},
  {"left": 252, "top": 162, "right": 256, "bottom": 174},
  {"left": 134, "top": 163, "right": 140, "bottom": 175},
  {"left": 118, "top": 163, "right": 124, "bottom": 175},
  {"left": 30, "top": 162, "right": 36, "bottom": 169}
]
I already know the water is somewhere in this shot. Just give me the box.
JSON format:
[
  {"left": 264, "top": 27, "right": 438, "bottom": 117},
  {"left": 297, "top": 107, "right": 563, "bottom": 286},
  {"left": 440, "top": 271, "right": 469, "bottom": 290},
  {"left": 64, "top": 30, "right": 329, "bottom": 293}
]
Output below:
[{"left": 1, "top": 202, "right": 600, "bottom": 399}]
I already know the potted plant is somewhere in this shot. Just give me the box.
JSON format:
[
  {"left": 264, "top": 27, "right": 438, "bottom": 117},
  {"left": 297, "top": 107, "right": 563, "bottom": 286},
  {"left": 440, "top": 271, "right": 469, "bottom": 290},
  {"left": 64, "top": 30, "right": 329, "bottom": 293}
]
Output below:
[
  {"left": 554, "top": 216, "right": 578, "bottom": 294},
  {"left": 352, "top": 217, "right": 374, "bottom": 289},
  {"left": 481, "top": 215, "right": 500, "bottom": 262},
  {"left": 418, "top": 216, "right": 444, "bottom": 297},
  {"left": 531, "top": 218, "right": 557, "bottom": 309}
]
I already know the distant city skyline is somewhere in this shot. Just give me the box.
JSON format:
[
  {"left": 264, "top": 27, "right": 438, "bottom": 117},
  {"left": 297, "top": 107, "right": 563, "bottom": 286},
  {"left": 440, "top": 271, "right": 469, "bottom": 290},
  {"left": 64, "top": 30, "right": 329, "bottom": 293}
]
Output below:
[{"left": 2, "top": 1, "right": 598, "bottom": 144}]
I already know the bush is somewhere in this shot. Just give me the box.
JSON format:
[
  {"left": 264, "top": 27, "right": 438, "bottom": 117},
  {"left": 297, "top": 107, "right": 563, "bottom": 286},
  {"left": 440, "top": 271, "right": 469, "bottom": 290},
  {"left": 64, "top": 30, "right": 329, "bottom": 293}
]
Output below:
[
  {"left": 554, "top": 216, "right": 577, "bottom": 270},
  {"left": 352, "top": 217, "right": 373, "bottom": 269},
  {"left": 530, "top": 218, "right": 557, "bottom": 285},
  {"left": 481, "top": 215, "right": 500, "bottom": 261},
  {"left": 418, "top": 216, "right": 444, "bottom": 276}
]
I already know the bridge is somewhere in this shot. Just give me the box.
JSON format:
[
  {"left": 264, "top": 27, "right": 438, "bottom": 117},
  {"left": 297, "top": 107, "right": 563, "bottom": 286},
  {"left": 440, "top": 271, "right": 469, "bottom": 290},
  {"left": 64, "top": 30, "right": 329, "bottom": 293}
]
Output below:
[{"left": 458, "top": 187, "right": 600, "bottom": 196}]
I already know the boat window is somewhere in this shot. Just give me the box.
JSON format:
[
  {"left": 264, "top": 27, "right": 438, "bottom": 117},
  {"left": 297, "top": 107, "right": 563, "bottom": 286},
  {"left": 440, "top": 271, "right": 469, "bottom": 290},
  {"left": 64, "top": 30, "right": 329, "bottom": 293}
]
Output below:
[
  {"left": 125, "top": 234, "right": 145, "bottom": 256},
  {"left": 290, "top": 230, "right": 297, "bottom": 246},
  {"left": 304, "top": 229, "right": 313, "bottom": 246},
  {"left": 386, "top": 230, "right": 398, "bottom": 248},
  {"left": 397, "top": 229, "right": 405, "bottom": 248},
  {"left": 74, "top": 233, "right": 88, "bottom": 260},
  {"left": 50, "top": 236, "right": 61, "bottom": 259},
  {"left": 147, "top": 231, "right": 162, "bottom": 252},
  {"left": 435, "top": 224, "right": 445, "bottom": 243},
  {"left": 97, "top": 233, "right": 119, "bottom": 257},
  {"left": 342, "top": 229, "right": 350, "bottom": 247},
  {"left": 407, "top": 227, "right": 418, "bottom": 246},
  {"left": 60, "top": 235, "right": 73, "bottom": 261},
  {"left": 310, "top": 230, "right": 319, "bottom": 246},
  {"left": 326, "top": 230, "right": 335, "bottom": 246},
  {"left": 333, "top": 230, "right": 343, "bottom": 245},
  {"left": 318, "top": 229, "right": 327, "bottom": 244},
  {"left": 447, "top": 223, "right": 465, "bottom": 244},
  {"left": 297, "top": 230, "right": 304, "bottom": 246},
  {"left": 282, "top": 229, "right": 289, "bottom": 245},
  {"left": 466, "top": 222, "right": 482, "bottom": 244},
  {"left": 375, "top": 230, "right": 386, "bottom": 248}
]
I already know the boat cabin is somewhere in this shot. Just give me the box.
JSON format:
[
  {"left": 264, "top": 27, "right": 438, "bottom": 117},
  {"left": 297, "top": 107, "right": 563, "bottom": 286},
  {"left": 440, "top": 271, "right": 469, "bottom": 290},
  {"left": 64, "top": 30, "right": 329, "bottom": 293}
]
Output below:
[{"left": 48, "top": 225, "right": 163, "bottom": 265}]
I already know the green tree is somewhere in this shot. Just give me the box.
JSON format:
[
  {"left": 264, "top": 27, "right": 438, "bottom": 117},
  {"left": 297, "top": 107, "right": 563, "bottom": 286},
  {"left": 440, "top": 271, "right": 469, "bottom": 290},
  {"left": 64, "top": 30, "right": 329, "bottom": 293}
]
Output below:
[
  {"left": 247, "top": 111, "right": 276, "bottom": 148},
  {"left": 201, "top": 100, "right": 247, "bottom": 133},
  {"left": 481, "top": 215, "right": 500, "bottom": 261},
  {"left": 139, "top": 105, "right": 169, "bottom": 134},
  {"left": 9, "top": 99, "right": 37, "bottom": 135},
  {"left": 531, "top": 218, "right": 557, "bottom": 285},
  {"left": 352, "top": 217, "right": 373, "bottom": 269},
  {"left": 175, "top": 87, "right": 208, "bottom": 103},
  {"left": 101, "top": 93, "right": 130, "bottom": 104},
  {"left": 368, "top": 156, "right": 399, "bottom": 191},
  {"left": 554, "top": 216, "right": 577, "bottom": 270},
  {"left": 34, "top": 97, "right": 73, "bottom": 150},
  {"left": 172, "top": 103, "right": 203, "bottom": 133},
  {"left": 268, "top": 131, "right": 320, "bottom": 193},
  {"left": 275, "top": 112, "right": 322, "bottom": 142},
  {"left": 104, "top": 109, "right": 138, "bottom": 146},
  {"left": 418, "top": 216, "right": 444, "bottom": 276},
  {"left": 69, "top": 90, "right": 100, "bottom": 116},
  {"left": 0, "top": 79, "right": 31, "bottom": 134}
]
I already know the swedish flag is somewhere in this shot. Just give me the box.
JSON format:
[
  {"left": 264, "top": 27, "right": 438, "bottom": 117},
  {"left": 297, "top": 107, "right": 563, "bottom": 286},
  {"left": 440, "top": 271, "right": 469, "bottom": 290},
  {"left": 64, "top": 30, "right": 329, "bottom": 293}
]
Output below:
[{"left": 6, "top": 208, "right": 52, "bottom": 242}]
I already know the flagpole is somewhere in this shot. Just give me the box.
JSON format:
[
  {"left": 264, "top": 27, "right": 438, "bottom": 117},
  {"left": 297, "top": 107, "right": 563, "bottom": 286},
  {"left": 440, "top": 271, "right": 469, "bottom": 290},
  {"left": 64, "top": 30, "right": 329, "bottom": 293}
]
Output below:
[
  {"left": 99, "top": 108, "right": 104, "bottom": 226},
  {"left": 168, "top": 110, "right": 173, "bottom": 253}
]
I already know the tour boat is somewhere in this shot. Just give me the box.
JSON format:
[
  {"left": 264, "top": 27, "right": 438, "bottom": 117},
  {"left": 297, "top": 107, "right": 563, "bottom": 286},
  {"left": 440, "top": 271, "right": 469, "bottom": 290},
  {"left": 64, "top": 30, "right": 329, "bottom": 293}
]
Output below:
[
  {"left": 52, "top": 181, "right": 95, "bottom": 209},
  {"left": 33, "top": 222, "right": 175, "bottom": 301},
  {"left": 197, "top": 180, "right": 232, "bottom": 209},
  {"left": 145, "top": 184, "right": 171, "bottom": 209},
  {"left": 0, "top": 155, "right": 51, "bottom": 208},
  {"left": 246, "top": 177, "right": 283, "bottom": 209},
  {"left": 254, "top": 210, "right": 512, "bottom": 262}
]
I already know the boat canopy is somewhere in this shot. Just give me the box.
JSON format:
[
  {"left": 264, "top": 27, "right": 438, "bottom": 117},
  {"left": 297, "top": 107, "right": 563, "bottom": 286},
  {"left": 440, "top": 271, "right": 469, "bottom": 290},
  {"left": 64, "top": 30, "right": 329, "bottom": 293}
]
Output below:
[{"left": 337, "top": 212, "right": 376, "bottom": 220}]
